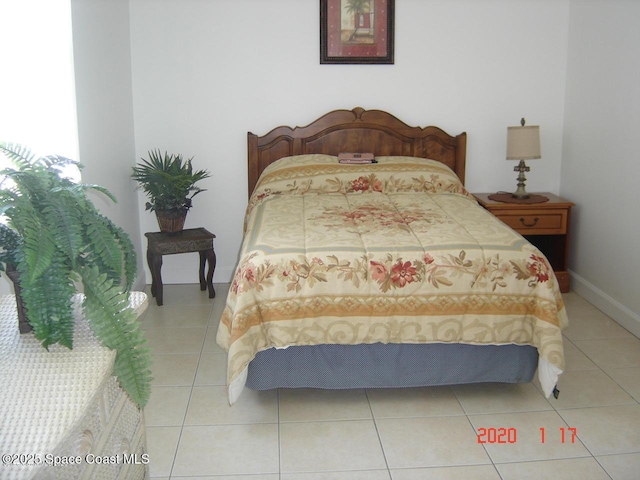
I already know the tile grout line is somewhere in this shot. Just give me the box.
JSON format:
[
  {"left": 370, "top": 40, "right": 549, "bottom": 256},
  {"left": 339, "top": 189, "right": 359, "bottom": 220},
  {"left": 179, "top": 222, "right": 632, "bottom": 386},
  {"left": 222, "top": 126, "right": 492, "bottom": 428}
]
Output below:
[{"left": 363, "top": 388, "right": 393, "bottom": 479}]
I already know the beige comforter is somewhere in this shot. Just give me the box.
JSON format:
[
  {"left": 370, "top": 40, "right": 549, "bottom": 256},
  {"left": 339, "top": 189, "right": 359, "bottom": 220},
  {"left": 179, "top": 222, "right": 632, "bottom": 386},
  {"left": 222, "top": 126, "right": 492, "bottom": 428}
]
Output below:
[{"left": 217, "top": 155, "right": 568, "bottom": 403}]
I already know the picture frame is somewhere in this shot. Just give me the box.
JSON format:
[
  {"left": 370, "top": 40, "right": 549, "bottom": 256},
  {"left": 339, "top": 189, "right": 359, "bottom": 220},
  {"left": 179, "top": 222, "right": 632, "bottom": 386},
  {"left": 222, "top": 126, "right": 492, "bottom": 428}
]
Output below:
[{"left": 320, "top": 0, "right": 395, "bottom": 65}]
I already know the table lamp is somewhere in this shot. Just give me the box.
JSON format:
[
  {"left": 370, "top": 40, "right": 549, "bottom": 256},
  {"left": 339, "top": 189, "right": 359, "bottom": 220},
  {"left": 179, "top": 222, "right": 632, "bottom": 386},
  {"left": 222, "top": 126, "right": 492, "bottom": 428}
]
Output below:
[{"left": 506, "top": 118, "right": 541, "bottom": 199}]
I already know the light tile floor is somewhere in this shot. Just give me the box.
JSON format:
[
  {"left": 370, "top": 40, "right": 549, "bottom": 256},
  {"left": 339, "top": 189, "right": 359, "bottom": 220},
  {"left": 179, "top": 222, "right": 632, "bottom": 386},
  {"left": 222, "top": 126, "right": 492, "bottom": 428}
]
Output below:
[{"left": 142, "top": 284, "right": 640, "bottom": 480}]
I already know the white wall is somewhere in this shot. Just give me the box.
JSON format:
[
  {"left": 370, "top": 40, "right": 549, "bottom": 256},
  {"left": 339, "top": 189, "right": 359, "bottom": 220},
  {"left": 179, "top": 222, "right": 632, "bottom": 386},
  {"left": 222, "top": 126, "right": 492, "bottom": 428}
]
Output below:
[
  {"left": 71, "top": 0, "right": 146, "bottom": 290},
  {"left": 561, "top": 0, "right": 640, "bottom": 335},
  {"left": 128, "top": 0, "right": 570, "bottom": 284}
]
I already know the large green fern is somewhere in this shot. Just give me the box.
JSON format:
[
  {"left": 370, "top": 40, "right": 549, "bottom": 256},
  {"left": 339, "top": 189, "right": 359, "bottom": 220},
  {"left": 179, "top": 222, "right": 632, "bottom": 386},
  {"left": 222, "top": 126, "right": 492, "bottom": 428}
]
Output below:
[{"left": 0, "top": 142, "right": 151, "bottom": 408}]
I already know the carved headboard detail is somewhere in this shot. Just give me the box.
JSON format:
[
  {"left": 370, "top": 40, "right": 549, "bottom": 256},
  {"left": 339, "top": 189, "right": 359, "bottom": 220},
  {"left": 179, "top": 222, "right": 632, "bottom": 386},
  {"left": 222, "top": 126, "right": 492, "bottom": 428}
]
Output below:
[{"left": 247, "top": 107, "right": 467, "bottom": 196}]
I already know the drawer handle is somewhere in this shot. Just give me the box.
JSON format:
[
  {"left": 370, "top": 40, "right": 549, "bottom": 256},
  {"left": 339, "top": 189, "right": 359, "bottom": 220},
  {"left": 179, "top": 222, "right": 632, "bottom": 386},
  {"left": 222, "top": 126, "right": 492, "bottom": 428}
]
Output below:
[{"left": 519, "top": 217, "right": 539, "bottom": 227}]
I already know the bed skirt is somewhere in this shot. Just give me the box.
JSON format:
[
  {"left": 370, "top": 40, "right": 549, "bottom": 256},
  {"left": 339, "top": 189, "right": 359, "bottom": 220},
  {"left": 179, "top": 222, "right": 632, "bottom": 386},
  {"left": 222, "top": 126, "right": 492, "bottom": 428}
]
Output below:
[{"left": 246, "top": 342, "right": 539, "bottom": 391}]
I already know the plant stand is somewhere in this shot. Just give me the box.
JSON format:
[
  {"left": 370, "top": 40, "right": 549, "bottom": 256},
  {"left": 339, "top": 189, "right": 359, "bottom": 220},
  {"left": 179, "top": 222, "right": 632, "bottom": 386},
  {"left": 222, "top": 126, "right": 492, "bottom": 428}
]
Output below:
[{"left": 145, "top": 227, "right": 216, "bottom": 306}]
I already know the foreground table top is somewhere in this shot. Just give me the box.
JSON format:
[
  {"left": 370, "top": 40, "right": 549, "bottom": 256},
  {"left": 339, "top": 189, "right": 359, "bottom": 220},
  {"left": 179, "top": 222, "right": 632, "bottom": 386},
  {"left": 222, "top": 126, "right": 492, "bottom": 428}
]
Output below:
[{"left": 0, "top": 292, "right": 149, "bottom": 479}]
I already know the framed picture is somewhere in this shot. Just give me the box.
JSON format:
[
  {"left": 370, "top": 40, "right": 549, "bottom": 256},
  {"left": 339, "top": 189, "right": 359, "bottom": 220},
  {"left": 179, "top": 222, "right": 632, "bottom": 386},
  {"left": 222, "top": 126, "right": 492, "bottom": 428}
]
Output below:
[{"left": 320, "top": 0, "right": 394, "bottom": 64}]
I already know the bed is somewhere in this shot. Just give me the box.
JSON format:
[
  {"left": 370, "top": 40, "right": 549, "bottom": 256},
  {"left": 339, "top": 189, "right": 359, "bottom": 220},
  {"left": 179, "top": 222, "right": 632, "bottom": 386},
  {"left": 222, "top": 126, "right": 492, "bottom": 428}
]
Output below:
[{"left": 216, "top": 107, "right": 567, "bottom": 404}]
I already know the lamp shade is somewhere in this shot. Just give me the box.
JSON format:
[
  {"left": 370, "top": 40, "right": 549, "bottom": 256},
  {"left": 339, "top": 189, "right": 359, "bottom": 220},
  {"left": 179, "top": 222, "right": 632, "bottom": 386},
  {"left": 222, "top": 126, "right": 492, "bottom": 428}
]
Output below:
[{"left": 506, "top": 125, "right": 541, "bottom": 160}]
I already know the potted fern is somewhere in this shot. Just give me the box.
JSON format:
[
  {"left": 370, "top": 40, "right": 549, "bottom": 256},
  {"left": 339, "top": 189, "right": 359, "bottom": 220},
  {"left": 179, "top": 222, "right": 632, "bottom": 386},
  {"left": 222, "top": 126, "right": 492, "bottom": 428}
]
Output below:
[
  {"left": 0, "top": 143, "right": 152, "bottom": 408},
  {"left": 131, "top": 150, "right": 210, "bottom": 233}
]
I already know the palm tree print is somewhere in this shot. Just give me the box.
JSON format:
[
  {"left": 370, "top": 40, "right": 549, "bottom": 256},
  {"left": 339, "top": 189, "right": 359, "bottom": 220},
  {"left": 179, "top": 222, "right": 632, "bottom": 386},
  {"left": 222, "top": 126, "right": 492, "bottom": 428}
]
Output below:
[{"left": 344, "top": 0, "right": 373, "bottom": 43}]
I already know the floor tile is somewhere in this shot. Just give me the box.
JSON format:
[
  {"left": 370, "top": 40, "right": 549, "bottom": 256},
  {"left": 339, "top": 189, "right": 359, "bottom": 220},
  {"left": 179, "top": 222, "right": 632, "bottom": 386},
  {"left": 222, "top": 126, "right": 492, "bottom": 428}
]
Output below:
[
  {"left": 366, "top": 386, "right": 465, "bottom": 418},
  {"left": 551, "top": 369, "right": 636, "bottom": 410},
  {"left": 561, "top": 291, "right": 588, "bottom": 304},
  {"left": 151, "top": 353, "right": 199, "bottom": 386},
  {"left": 145, "top": 386, "right": 191, "bottom": 426},
  {"left": 279, "top": 388, "right": 372, "bottom": 422},
  {"left": 145, "top": 426, "right": 181, "bottom": 478},
  {"left": 184, "top": 385, "right": 278, "bottom": 425},
  {"left": 573, "top": 337, "right": 640, "bottom": 370},
  {"left": 376, "top": 416, "right": 490, "bottom": 468},
  {"left": 495, "top": 457, "right": 610, "bottom": 480},
  {"left": 561, "top": 339, "right": 599, "bottom": 371},
  {"left": 390, "top": 465, "right": 501, "bottom": 480},
  {"left": 142, "top": 304, "right": 212, "bottom": 329},
  {"left": 606, "top": 367, "right": 640, "bottom": 402},
  {"left": 171, "top": 476, "right": 279, "bottom": 480},
  {"left": 280, "top": 420, "right": 387, "bottom": 473},
  {"left": 453, "top": 382, "right": 552, "bottom": 415},
  {"left": 596, "top": 452, "right": 640, "bottom": 480},
  {"left": 558, "top": 405, "right": 640, "bottom": 456},
  {"left": 563, "top": 308, "right": 634, "bottom": 341},
  {"left": 202, "top": 326, "right": 226, "bottom": 353},
  {"left": 193, "top": 351, "right": 227, "bottom": 385},
  {"left": 468, "top": 410, "right": 590, "bottom": 463},
  {"left": 172, "top": 424, "right": 279, "bottom": 476},
  {"left": 282, "top": 471, "right": 391, "bottom": 480},
  {"left": 144, "top": 326, "right": 206, "bottom": 354}
]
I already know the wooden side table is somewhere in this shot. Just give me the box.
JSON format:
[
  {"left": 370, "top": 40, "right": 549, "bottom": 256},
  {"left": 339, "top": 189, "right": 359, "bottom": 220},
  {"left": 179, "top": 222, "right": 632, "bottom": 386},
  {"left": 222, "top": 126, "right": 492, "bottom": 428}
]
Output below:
[
  {"left": 145, "top": 227, "right": 216, "bottom": 306},
  {"left": 473, "top": 193, "right": 574, "bottom": 293}
]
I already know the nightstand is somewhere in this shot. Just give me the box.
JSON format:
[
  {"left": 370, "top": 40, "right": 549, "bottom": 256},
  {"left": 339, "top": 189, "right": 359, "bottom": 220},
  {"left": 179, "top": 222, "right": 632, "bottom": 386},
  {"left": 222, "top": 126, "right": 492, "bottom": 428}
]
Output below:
[{"left": 473, "top": 193, "right": 574, "bottom": 293}]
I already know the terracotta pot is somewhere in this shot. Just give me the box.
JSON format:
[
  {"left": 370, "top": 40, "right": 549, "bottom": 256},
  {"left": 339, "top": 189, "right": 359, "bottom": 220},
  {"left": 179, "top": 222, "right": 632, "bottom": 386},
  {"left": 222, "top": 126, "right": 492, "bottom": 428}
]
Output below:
[
  {"left": 155, "top": 209, "right": 188, "bottom": 233},
  {"left": 6, "top": 268, "right": 33, "bottom": 334}
]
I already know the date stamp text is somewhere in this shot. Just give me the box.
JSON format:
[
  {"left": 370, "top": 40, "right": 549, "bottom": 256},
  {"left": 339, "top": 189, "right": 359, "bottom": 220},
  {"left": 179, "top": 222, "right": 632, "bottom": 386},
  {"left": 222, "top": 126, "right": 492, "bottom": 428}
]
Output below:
[{"left": 476, "top": 427, "right": 578, "bottom": 444}]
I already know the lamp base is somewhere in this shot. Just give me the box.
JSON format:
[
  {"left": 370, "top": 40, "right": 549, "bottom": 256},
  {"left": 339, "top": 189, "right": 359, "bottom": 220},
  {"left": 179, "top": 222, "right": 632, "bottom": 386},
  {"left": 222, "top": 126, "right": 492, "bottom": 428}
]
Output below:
[
  {"left": 512, "top": 189, "right": 530, "bottom": 200},
  {"left": 513, "top": 159, "right": 531, "bottom": 199}
]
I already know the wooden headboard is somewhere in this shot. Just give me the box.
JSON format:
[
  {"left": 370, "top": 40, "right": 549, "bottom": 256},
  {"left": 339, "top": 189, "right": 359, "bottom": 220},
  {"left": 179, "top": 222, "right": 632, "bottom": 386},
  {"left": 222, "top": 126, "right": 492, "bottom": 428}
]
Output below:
[{"left": 247, "top": 107, "right": 467, "bottom": 196}]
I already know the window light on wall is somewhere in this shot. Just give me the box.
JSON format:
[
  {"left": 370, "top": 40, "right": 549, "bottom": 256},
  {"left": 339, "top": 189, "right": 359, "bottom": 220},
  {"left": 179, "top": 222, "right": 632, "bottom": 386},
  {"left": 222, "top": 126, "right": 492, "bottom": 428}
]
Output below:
[{"left": 0, "top": 0, "right": 79, "bottom": 173}]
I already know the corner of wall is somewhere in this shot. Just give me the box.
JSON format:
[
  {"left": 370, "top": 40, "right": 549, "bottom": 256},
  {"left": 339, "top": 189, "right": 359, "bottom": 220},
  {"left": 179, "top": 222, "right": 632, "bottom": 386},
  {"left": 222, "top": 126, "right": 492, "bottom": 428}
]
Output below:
[{"left": 569, "top": 269, "right": 640, "bottom": 338}]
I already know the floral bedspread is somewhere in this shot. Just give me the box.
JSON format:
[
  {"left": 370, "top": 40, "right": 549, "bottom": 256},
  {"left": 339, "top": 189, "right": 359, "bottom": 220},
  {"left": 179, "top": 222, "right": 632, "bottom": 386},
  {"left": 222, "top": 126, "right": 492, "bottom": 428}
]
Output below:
[{"left": 217, "top": 155, "right": 568, "bottom": 403}]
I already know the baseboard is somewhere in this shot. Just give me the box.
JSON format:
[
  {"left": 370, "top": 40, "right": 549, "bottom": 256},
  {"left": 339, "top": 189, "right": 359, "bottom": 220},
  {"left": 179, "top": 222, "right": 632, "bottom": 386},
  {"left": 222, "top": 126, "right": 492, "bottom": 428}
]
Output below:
[{"left": 569, "top": 270, "right": 640, "bottom": 338}]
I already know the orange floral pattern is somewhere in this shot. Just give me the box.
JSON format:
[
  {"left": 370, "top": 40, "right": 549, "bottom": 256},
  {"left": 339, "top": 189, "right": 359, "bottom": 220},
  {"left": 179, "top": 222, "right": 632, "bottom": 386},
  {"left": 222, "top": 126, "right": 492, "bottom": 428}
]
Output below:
[
  {"left": 309, "top": 201, "right": 449, "bottom": 234},
  {"left": 230, "top": 251, "right": 553, "bottom": 297}
]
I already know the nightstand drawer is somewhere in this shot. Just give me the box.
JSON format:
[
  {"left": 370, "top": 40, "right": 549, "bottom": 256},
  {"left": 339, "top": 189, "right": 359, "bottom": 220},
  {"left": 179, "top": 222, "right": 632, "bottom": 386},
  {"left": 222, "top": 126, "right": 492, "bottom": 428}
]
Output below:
[{"left": 494, "top": 210, "right": 568, "bottom": 235}]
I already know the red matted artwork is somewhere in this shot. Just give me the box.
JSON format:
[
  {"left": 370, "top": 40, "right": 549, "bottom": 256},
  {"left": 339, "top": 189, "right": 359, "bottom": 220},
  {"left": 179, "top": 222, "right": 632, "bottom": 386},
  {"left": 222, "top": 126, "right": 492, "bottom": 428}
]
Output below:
[{"left": 320, "top": 0, "right": 394, "bottom": 64}]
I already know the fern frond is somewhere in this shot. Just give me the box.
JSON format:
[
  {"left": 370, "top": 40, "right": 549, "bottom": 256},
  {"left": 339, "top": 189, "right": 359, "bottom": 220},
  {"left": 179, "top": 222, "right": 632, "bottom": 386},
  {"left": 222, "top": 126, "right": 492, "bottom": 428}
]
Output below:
[
  {"left": 0, "top": 142, "right": 37, "bottom": 168},
  {"left": 80, "top": 265, "right": 152, "bottom": 407},
  {"left": 83, "top": 213, "right": 124, "bottom": 282},
  {"left": 103, "top": 219, "right": 138, "bottom": 291},
  {"left": 18, "top": 207, "right": 57, "bottom": 282},
  {"left": 42, "top": 197, "right": 84, "bottom": 266},
  {"left": 85, "top": 184, "right": 117, "bottom": 203},
  {"left": 118, "top": 226, "right": 138, "bottom": 291},
  {"left": 41, "top": 154, "right": 79, "bottom": 169},
  {"left": 18, "top": 258, "right": 76, "bottom": 349}
]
